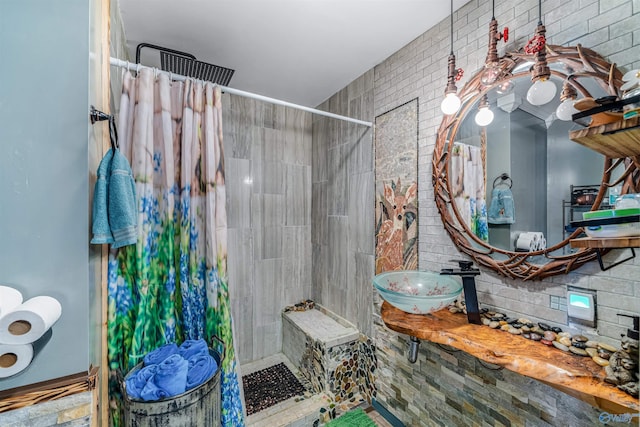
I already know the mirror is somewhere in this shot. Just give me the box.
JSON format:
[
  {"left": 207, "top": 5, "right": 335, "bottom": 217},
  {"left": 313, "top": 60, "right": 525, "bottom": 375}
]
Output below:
[{"left": 433, "top": 44, "right": 633, "bottom": 280}]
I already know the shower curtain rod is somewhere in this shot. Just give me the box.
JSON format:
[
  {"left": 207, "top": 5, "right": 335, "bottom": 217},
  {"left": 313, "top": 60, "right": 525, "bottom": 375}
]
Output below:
[{"left": 110, "top": 57, "right": 373, "bottom": 127}]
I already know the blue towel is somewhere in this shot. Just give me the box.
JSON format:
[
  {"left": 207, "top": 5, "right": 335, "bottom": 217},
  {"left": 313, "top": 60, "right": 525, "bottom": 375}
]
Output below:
[
  {"left": 488, "top": 188, "right": 515, "bottom": 224},
  {"left": 90, "top": 148, "right": 138, "bottom": 248},
  {"left": 90, "top": 149, "right": 115, "bottom": 244},
  {"left": 109, "top": 150, "right": 138, "bottom": 248},
  {"left": 178, "top": 339, "right": 208, "bottom": 360},
  {"left": 153, "top": 353, "right": 189, "bottom": 397},
  {"left": 143, "top": 343, "right": 179, "bottom": 366},
  {"left": 125, "top": 364, "right": 158, "bottom": 400},
  {"left": 186, "top": 354, "right": 218, "bottom": 390},
  {"left": 140, "top": 379, "right": 171, "bottom": 401}
]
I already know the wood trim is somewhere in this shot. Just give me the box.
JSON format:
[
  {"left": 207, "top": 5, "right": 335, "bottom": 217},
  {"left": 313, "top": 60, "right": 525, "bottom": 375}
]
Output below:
[{"left": 100, "top": 0, "right": 111, "bottom": 425}]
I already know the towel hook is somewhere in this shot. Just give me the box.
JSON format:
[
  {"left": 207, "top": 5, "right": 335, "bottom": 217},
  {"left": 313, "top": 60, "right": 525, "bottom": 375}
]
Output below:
[
  {"left": 90, "top": 105, "right": 111, "bottom": 124},
  {"left": 492, "top": 173, "right": 513, "bottom": 189}
]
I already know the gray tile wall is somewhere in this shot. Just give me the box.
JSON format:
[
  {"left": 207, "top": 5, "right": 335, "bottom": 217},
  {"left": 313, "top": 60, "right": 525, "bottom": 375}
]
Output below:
[
  {"left": 224, "top": 95, "right": 313, "bottom": 364},
  {"left": 311, "top": 70, "right": 376, "bottom": 337}
]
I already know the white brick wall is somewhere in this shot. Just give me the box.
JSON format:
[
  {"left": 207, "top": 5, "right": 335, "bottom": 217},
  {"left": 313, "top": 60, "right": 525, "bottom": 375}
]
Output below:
[{"left": 373, "top": 0, "right": 640, "bottom": 343}]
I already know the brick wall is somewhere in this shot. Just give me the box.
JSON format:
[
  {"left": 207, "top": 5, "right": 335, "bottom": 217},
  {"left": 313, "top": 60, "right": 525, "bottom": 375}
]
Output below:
[{"left": 374, "top": 0, "right": 640, "bottom": 344}]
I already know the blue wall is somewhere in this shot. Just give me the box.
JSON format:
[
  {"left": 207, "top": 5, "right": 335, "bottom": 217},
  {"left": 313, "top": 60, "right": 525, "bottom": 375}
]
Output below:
[{"left": 0, "top": 0, "right": 91, "bottom": 390}]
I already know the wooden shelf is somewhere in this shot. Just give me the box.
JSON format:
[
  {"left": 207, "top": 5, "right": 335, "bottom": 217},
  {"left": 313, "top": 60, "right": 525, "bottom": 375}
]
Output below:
[
  {"left": 570, "top": 236, "right": 640, "bottom": 248},
  {"left": 569, "top": 116, "right": 640, "bottom": 158},
  {"left": 380, "top": 301, "right": 639, "bottom": 414}
]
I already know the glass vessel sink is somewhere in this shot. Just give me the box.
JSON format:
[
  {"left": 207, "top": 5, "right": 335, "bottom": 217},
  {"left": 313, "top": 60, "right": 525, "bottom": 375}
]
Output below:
[{"left": 373, "top": 270, "right": 462, "bottom": 315}]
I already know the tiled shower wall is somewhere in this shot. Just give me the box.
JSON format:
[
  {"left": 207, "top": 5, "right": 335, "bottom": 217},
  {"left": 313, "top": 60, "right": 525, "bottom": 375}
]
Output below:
[
  {"left": 311, "top": 71, "right": 376, "bottom": 337},
  {"left": 223, "top": 95, "right": 313, "bottom": 364}
]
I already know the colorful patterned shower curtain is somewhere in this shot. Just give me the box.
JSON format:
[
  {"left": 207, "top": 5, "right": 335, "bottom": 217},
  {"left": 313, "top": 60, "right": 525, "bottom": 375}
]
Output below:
[
  {"left": 107, "top": 68, "right": 245, "bottom": 426},
  {"left": 451, "top": 142, "right": 489, "bottom": 242}
]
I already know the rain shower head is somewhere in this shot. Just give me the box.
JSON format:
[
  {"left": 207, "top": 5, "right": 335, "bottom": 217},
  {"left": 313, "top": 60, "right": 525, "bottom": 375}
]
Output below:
[{"left": 136, "top": 43, "right": 235, "bottom": 86}]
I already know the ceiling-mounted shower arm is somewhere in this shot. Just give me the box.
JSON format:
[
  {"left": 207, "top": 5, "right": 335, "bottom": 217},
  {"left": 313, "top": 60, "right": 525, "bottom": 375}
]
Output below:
[{"left": 135, "top": 43, "right": 196, "bottom": 64}]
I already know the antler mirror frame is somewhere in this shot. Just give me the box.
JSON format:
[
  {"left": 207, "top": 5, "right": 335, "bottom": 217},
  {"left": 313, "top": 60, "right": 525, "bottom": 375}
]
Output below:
[{"left": 433, "top": 44, "right": 639, "bottom": 280}]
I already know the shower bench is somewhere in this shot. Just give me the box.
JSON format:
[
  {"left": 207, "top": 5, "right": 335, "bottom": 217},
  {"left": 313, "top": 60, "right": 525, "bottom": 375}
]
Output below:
[{"left": 282, "top": 304, "right": 375, "bottom": 404}]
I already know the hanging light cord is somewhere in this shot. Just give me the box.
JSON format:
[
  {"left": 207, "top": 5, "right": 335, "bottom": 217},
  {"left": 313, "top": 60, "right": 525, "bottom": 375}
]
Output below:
[
  {"left": 538, "top": 0, "right": 543, "bottom": 25},
  {"left": 450, "top": 0, "right": 454, "bottom": 55}
]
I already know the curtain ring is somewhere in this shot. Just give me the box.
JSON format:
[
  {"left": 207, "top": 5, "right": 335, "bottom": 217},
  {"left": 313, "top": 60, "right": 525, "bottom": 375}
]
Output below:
[
  {"left": 136, "top": 63, "right": 141, "bottom": 74},
  {"left": 126, "top": 61, "right": 131, "bottom": 73}
]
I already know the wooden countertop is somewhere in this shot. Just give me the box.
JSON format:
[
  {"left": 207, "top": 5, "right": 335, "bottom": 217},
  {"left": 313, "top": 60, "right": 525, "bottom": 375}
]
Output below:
[{"left": 380, "top": 301, "right": 639, "bottom": 414}]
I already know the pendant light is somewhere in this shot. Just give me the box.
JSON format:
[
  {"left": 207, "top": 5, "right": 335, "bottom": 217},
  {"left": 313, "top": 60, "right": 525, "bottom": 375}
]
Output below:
[
  {"left": 475, "top": 95, "right": 494, "bottom": 126},
  {"left": 555, "top": 78, "right": 579, "bottom": 121},
  {"left": 526, "top": 0, "right": 557, "bottom": 106},
  {"left": 441, "top": 0, "right": 463, "bottom": 115},
  {"left": 480, "top": 0, "right": 508, "bottom": 86}
]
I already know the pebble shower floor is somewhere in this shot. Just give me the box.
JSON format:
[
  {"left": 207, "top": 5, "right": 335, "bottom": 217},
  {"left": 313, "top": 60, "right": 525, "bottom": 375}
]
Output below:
[{"left": 242, "top": 362, "right": 307, "bottom": 415}]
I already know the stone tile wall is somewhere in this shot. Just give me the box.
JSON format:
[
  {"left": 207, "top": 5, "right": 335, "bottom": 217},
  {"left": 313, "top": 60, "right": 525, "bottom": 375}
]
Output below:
[{"left": 0, "top": 392, "right": 93, "bottom": 427}]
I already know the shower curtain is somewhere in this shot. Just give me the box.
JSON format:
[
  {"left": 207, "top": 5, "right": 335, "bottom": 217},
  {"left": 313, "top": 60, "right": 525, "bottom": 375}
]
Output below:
[
  {"left": 451, "top": 142, "right": 489, "bottom": 242},
  {"left": 107, "top": 68, "right": 245, "bottom": 426}
]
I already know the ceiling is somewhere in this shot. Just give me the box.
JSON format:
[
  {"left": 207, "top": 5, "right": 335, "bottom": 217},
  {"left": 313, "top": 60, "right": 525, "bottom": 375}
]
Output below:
[{"left": 118, "top": 0, "right": 469, "bottom": 107}]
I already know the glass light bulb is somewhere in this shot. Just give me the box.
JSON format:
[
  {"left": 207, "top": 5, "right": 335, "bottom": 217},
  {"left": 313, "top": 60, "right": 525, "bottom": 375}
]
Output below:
[
  {"left": 441, "top": 93, "right": 461, "bottom": 115},
  {"left": 526, "top": 78, "right": 557, "bottom": 106},
  {"left": 555, "top": 98, "right": 578, "bottom": 121},
  {"left": 496, "top": 80, "right": 514, "bottom": 95},
  {"left": 481, "top": 65, "right": 501, "bottom": 86},
  {"left": 475, "top": 107, "right": 494, "bottom": 126}
]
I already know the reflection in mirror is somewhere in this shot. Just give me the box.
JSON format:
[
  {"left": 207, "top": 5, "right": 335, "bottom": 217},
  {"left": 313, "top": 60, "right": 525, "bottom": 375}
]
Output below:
[
  {"left": 452, "top": 73, "right": 607, "bottom": 254},
  {"left": 433, "top": 44, "right": 633, "bottom": 280}
]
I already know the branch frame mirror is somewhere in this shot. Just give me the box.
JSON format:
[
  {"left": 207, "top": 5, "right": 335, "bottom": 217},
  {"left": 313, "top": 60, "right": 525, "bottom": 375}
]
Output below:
[{"left": 432, "top": 44, "right": 637, "bottom": 280}]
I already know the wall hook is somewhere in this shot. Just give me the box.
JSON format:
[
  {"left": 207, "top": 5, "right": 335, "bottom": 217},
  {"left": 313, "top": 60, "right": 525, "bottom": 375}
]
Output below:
[{"left": 90, "top": 106, "right": 111, "bottom": 124}]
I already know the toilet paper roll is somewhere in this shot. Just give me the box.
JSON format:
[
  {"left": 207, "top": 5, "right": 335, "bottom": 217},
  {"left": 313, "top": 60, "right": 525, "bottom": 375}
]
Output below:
[
  {"left": 538, "top": 237, "right": 547, "bottom": 251},
  {"left": 516, "top": 234, "right": 536, "bottom": 251},
  {"left": 0, "top": 296, "right": 62, "bottom": 345},
  {"left": 0, "top": 343, "right": 34, "bottom": 378},
  {"left": 0, "top": 286, "right": 23, "bottom": 319}
]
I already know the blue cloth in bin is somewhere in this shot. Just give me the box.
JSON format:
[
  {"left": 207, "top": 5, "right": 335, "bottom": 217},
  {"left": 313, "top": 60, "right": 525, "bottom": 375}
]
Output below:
[
  {"left": 186, "top": 353, "right": 218, "bottom": 390},
  {"left": 140, "top": 379, "right": 170, "bottom": 401},
  {"left": 153, "top": 354, "right": 189, "bottom": 397},
  {"left": 143, "top": 342, "right": 179, "bottom": 366},
  {"left": 125, "top": 364, "right": 158, "bottom": 400},
  {"left": 178, "top": 339, "right": 208, "bottom": 360}
]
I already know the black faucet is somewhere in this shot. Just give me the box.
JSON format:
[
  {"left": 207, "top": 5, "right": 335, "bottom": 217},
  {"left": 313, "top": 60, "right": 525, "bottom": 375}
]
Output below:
[{"left": 440, "top": 260, "right": 482, "bottom": 324}]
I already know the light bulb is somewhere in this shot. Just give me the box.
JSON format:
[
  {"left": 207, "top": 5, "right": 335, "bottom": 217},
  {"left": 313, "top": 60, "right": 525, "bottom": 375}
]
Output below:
[
  {"left": 496, "top": 80, "right": 514, "bottom": 94},
  {"left": 481, "top": 65, "right": 501, "bottom": 86},
  {"left": 555, "top": 98, "right": 578, "bottom": 121},
  {"left": 526, "top": 78, "right": 557, "bottom": 106},
  {"left": 475, "top": 106, "right": 494, "bottom": 126},
  {"left": 441, "top": 93, "right": 461, "bottom": 115}
]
